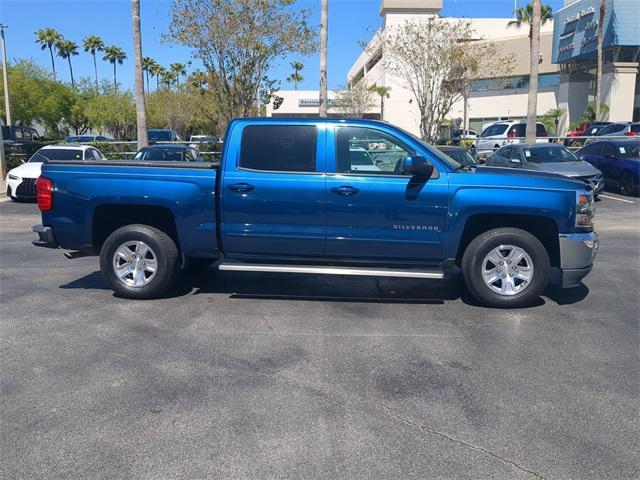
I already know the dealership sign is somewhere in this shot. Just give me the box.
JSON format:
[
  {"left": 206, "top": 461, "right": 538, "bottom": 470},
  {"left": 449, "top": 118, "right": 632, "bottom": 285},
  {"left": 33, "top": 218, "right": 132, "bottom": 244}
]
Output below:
[{"left": 564, "top": 6, "right": 595, "bottom": 24}]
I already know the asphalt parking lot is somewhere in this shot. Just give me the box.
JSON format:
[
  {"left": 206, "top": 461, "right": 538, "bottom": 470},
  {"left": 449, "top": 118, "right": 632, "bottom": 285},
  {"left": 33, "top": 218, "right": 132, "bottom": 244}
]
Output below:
[{"left": 1, "top": 194, "right": 638, "bottom": 480}]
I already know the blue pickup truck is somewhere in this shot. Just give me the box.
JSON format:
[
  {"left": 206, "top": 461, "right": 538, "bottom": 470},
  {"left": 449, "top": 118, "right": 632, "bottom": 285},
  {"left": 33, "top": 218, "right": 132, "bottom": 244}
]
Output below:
[{"left": 32, "top": 118, "right": 598, "bottom": 308}]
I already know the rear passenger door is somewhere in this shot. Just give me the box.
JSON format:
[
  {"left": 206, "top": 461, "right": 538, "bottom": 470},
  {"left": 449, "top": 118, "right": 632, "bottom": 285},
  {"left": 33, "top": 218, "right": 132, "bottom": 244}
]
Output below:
[{"left": 221, "top": 123, "right": 326, "bottom": 258}]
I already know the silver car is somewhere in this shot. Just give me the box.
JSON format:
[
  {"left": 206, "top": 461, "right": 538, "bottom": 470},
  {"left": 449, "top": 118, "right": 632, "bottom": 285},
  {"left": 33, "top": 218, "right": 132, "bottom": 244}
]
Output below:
[{"left": 486, "top": 143, "right": 604, "bottom": 196}]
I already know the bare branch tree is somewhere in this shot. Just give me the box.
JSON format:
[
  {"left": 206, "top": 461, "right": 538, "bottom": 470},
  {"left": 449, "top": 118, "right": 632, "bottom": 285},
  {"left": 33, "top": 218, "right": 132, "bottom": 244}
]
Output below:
[
  {"left": 334, "top": 82, "right": 375, "bottom": 117},
  {"left": 375, "top": 18, "right": 482, "bottom": 140}
]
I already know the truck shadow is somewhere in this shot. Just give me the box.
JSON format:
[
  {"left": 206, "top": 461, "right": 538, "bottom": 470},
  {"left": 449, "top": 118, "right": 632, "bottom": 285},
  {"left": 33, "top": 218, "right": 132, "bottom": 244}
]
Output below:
[{"left": 60, "top": 269, "right": 588, "bottom": 307}]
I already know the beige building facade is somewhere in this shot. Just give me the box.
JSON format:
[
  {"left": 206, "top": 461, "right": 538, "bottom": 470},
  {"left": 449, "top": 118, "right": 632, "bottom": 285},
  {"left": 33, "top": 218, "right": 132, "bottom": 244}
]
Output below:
[{"left": 267, "top": 0, "right": 639, "bottom": 136}]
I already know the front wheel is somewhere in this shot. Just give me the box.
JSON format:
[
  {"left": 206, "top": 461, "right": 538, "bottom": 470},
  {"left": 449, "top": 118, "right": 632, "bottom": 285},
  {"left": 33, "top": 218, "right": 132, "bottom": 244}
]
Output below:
[
  {"left": 99, "top": 224, "right": 179, "bottom": 299},
  {"left": 619, "top": 173, "right": 637, "bottom": 197},
  {"left": 462, "top": 228, "right": 550, "bottom": 308}
]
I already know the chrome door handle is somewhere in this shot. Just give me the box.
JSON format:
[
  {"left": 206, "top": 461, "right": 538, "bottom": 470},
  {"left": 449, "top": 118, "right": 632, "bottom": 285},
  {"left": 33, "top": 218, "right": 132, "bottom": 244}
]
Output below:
[
  {"left": 228, "top": 183, "right": 255, "bottom": 193},
  {"left": 331, "top": 185, "right": 360, "bottom": 196}
]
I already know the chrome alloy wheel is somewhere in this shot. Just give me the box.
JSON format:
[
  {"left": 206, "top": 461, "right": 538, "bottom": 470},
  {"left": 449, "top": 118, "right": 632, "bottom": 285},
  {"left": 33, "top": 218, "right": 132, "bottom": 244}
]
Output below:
[
  {"left": 481, "top": 245, "right": 534, "bottom": 296},
  {"left": 112, "top": 241, "right": 158, "bottom": 287}
]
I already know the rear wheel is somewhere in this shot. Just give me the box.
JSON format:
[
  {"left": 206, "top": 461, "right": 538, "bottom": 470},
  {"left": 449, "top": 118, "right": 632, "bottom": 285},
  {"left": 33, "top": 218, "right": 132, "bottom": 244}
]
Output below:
[
  {"left": 99, "top": 224, "right": 179, "bottom": 299},
  {"left": 462, "top": 228, "right": 549, "bottom": 308},
  {"left": 619, "top": 173, "right": 637, "bottom": 196}
]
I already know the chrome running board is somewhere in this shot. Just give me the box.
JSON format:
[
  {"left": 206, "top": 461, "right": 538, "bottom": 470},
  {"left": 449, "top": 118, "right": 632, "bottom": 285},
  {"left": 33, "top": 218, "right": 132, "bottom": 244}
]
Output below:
[{"left": 218, "top": 261, "right": 444, "bottom": 279}]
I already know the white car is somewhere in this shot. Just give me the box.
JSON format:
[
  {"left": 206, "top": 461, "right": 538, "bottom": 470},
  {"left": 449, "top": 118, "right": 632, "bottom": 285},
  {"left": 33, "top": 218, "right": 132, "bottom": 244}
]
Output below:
[
  {"left": 476, "top": 121, "right": 550, "bottom": 155},
  {"left": 6, "top": 144, "right": 106, "bottom": 201},
  {"left": 188, "top": 135, "right": 221, "bottom": 149}
]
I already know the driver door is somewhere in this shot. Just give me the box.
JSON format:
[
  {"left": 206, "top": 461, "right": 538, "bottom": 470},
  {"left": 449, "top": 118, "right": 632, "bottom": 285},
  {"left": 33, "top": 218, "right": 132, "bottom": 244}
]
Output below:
[{"left": 325, "top": 125, "right": 449, "bottom": 264}]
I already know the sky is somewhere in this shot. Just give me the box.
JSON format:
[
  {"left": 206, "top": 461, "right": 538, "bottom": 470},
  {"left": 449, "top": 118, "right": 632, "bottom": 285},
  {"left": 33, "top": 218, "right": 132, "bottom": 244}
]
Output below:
[{"left": 1, "top": 0, "right": 565, "bottom": 92}]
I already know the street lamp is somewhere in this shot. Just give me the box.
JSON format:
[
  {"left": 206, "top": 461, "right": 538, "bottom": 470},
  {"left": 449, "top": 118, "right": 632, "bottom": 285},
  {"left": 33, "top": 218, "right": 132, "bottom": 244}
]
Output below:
[
  {"left": 0, "top": 23, "right": 9, "bottom": 180},
  {"left": 0, "top": 23, "right": 11, "bottom": 126}
]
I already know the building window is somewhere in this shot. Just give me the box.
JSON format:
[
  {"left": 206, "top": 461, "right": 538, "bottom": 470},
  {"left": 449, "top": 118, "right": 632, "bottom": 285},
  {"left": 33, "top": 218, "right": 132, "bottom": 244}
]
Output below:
[{"left": 471, "top": 73, "right": 560, "bottom": 92}]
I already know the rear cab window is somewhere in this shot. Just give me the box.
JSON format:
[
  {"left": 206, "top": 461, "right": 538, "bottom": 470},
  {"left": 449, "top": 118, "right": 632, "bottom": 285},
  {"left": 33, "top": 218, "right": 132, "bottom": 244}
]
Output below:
[{"left": 239, "top": 125, "right": 317, "bottom": 172}]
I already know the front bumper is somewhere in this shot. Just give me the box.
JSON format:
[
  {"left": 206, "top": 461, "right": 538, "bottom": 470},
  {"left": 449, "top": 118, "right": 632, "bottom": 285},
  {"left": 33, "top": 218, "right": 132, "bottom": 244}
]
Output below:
[
  {"left": 32, "top": 224, "right": 59, "bottom": 249},
  {"left": 558, "top": 231, "right": 599, "bottom": 287}
]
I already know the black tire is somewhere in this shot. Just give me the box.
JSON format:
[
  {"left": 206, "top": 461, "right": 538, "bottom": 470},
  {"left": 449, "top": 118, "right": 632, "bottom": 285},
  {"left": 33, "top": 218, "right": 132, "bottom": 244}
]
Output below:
[
  {"left": 99, "top": 224, "right": 179, "bottom": 299},
  {"left": 619, "top": 172, "right": 637, "bottom": 197},
  {"left": 462, "top": 227, "right": 550, "bottom": 308}
]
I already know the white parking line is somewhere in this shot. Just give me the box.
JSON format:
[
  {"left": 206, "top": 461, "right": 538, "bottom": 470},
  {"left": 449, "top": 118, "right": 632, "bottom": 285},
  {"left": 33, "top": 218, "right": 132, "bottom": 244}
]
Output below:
[{"left": 599, "top": 194, "right": 636, "bottom": 204}]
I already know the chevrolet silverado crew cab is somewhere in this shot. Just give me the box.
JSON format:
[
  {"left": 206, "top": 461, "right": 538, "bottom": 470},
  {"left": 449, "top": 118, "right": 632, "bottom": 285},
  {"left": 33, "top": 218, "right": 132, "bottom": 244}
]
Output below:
[{"left": 32, "top": 118, "right": 598, "bottom": 308}]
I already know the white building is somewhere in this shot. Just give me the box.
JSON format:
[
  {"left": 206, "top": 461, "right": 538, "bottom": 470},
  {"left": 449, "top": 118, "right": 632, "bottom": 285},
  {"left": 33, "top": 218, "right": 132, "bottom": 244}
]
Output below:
[{"left": 267, "top": 0, "right": 639, "bottom": 136}]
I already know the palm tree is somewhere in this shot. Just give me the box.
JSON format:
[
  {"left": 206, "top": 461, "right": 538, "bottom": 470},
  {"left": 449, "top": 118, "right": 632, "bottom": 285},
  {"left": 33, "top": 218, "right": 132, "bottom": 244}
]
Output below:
[
  {"left": 508, "top": 1, "right": 552, "bottom": 143},
  {"left": 34, "top": 28, "right": 62, "bottom": 80},
  {"left": 287, "top": 61, "right": 304, "bottom": 90},
  {"left": 319, "top": 0, "right": 328, "bottom": 117},
  {"left": 83, "top": 35, "right": 105, "bottom": 88},
  {"left": 595, "top": 0, "right": 606, "bottom": 120},
  {"left": 508, "top": 2, "right": 553, "bottom": 31},
  {"left": 149, "top": 63, "right": 164, "bottom": 91},
  {"left": 142, "top": 57, "right": 156, "bottom": 93},
  {"left": 170, "top": 62, "right": 187, "bottom": 87},
  {"left": 56, "top": 39, "right": 79, "bottom": 87},
  {"left": 132, "top": 0, "right": 148, "bottom": 148},
  {"left": 188, "top": 70, "right": 208, "bottom": 92},
  {"left": 102, "top": 45, "right": 127, "bottom": 92},
  {"left": 369, "top": 85, "right": 391, "bottom": 120},
  {"left": 162, "top": 70, "right": 177, "bottom": 90}
]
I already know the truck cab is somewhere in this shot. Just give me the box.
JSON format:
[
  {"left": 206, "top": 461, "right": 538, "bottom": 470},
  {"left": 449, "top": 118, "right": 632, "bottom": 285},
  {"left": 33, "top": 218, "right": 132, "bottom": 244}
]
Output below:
[{"left": 33, "top": 118, "right": 598, "bottom": 308}]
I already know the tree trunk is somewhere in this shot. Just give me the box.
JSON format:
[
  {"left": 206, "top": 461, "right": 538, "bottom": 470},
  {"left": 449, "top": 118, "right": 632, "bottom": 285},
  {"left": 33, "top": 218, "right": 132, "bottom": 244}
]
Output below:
[
  {"left": 93, "top": 52, "right": 99, "bottom": 89},
  {"left": 113, "top": 62, "right": 117, "bottom": 92},
  {"left": 380, "top": 95, "right": 385, "bottom": 120},
  {"left": 49, "top": 45, "right": 56, "bottom": 81},
  {"left": 319, "top": 0, "right": 328, "bottom": 117},
  {"left": 132, "top": 0, "right": 148, "bottom": 148},
  {"left": 463, "top": 91, "right": 469, "bottom": 140},
  {"left": 595, "top": 0, "right": 605, "bottom": 120},
  {"left": 68, "top": 57, "right": 75, "bottom": 88},
  {"left": 525, "top": 0, "right": 541, "bottom": 144}
]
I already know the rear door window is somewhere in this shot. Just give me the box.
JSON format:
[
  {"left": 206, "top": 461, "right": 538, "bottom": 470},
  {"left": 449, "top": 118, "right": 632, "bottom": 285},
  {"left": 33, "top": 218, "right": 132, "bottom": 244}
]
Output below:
[{"left": 240, "top": 125, "right": 317, "bottom": 172}]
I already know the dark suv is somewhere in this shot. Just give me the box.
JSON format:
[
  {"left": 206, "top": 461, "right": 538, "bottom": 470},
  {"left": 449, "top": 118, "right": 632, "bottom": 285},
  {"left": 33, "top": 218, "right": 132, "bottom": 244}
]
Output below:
[{"left": 2, "top": 125, "right": 41, "bottom": 143}]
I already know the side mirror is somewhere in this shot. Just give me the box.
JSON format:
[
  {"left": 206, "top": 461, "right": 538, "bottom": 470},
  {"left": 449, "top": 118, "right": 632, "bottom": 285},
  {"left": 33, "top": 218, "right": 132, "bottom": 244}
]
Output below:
[
  {"left": 403, "top": 156, "right": 434, "bottom": 178},
  {"left": 604, "top": 153, "right": 616, "bottom": 160},
  {"left": 510, "top": 158, "right": 521, "bottom": 164}
]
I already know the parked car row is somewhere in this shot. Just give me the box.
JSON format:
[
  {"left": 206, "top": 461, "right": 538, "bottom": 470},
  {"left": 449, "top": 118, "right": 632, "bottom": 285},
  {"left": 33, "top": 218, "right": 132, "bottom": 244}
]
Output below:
[
  {"left": 564, "top": 122, "right": 640, "bottom": 147},
  {"left": 436, "top": 139, "right": 639, "bottom": 197}
]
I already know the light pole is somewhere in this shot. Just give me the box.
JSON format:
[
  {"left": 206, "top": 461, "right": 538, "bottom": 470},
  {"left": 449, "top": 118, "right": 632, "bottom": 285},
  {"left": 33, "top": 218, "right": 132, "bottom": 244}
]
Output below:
[
  {"left": 1, "top": 23, "right": 11, "bottom": 127},
  {"left": 0, "top": 23, "right": 9, "bottom": 180}
]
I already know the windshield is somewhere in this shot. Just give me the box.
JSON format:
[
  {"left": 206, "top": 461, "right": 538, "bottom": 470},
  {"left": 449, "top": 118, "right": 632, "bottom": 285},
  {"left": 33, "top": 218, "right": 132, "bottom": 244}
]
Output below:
[
  {"left": 29, "top": 149, "right": 83, "bottom": 162},
  {"left": 136, "top": 148, "right": 185, "bottom": 161},
  {"left": 441, "top": 149, "right": 476, "bottom": 166},
  {"left": 523, "top": 146, "right": 578, "bottom": 163},
  {"left": 616, "top": 142, "right": 640, "bottom": 159}
]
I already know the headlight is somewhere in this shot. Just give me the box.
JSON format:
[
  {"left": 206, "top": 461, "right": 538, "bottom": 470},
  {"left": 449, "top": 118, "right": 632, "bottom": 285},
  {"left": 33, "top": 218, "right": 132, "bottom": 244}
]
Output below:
[
  {"left": 8, "top": 174, "right": 20, "bottom": 180},
  {"left": 576, "top": 191, "right": 594, "bottom": 228}
]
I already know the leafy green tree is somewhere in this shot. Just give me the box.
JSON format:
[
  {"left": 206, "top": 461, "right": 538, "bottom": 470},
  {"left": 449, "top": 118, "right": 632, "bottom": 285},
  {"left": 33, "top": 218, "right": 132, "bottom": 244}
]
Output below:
[
  {"left": 85, "top": 90, "right": 136, "bottom": 139},
  {"left": 56, "top": 39, "right": 79, "bottom": 87},
  {"left": 102, "top": 45, "right": 127, "bottom": 92},
  {"left": 83, "top": 35, "right": 105, "bottom": 88},
  {"left": 34, "top": 28, "right": 62, "bottom": 80},
  {"left": 167, "top": 0, "right": 316, "bottom": 124},
  {"left": 286, "top": 61, "right": 304, "bottom": 90}
]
